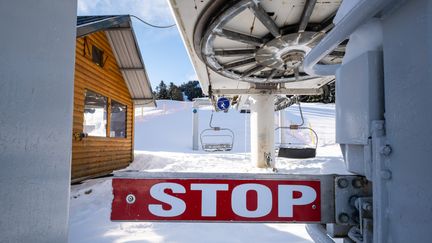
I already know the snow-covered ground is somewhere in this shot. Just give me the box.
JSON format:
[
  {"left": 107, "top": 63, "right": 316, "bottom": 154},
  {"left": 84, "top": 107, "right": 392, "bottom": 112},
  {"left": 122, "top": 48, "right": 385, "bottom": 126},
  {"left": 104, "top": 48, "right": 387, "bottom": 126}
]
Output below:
[{"left": 69, "top": 100, "right": 348, "bottom": 243}]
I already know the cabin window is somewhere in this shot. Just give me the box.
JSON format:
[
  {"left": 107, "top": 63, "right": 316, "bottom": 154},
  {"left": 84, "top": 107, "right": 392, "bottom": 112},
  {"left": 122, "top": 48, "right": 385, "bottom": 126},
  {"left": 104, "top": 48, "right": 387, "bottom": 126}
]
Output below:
[
  {"left": 92, "top": 45, "right": 104, "bottom": 67},
  {"left": 83, "top": 90, "right": 107, "bottom": 137},
  {"left": 110, "top": 100, "right": 127, "bottom": 138}
]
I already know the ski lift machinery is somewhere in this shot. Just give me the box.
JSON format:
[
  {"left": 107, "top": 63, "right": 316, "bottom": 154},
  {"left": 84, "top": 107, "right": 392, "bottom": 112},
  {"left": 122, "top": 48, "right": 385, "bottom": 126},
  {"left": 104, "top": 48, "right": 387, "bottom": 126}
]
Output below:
[
  {"left": 169, "top": 0, "right": 344, "bottom": 167},
  {"left": 169, "top": 2, "right": 352, "bottom": 239},
  {"left": 112, "top": 1, "right": 432, "bottom": 243}
]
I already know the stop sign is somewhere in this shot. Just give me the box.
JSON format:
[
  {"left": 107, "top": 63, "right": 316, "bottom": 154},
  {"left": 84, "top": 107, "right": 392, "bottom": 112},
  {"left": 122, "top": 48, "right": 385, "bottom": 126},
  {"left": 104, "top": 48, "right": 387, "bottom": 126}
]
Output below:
[{"left": 111, "top": 177, "right": 321, "bottom": 222}]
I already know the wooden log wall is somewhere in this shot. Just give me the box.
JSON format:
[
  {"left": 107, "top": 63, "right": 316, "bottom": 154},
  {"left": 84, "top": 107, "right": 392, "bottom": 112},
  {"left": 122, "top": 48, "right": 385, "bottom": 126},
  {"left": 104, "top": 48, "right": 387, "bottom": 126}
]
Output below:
[{"left": 72, "top": 31, "right": 134, "bottom": 182}]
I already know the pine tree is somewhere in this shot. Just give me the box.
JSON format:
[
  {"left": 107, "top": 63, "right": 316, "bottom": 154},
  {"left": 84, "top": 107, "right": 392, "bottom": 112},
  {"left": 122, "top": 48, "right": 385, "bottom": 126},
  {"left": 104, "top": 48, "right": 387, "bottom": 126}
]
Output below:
[
  {"left": 180, "top": 80, "right": 204, "bottom": 101},
  {"left": 168, "top": 82, "right": 184, "bottom": 101},
  {"left": 156, "top": 80, "right": 169, "bottom": 99}
]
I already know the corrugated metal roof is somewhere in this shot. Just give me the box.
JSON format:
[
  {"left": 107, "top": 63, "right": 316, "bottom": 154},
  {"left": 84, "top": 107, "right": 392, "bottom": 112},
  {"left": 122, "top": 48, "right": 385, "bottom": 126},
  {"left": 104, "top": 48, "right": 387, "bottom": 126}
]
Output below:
[
  {"left": 76, "top": 15, "right": 155, "bottom": 107},
  {"left": 76, "top": 15, "right": 130, "bottom": 38},
  {"left": 77, "top": 15, "right": 117, "bottom": 26}
]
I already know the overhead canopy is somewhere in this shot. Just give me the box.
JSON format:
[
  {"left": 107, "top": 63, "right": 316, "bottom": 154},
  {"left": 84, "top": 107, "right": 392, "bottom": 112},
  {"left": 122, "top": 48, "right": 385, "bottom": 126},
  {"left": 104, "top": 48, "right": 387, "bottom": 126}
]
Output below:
[
  {"left": 168, "top": 0, "right": 344, "bottom": 97},
  {"left": 77, "top": 15, "right": 156, "bottom": 107}
]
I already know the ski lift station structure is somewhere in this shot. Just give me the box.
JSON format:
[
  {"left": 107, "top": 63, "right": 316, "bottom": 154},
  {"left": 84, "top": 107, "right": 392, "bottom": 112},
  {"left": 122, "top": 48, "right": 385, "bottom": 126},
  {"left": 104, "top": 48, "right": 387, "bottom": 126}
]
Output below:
[
  {"left": 1, "top": 0, "right": 432, "bottom": 242},
  {"left": 168, "top": 0, "right": 432, "bottom": 242},
  {"left": 171, "top": 0, "right": 343, "bottom": 167}
]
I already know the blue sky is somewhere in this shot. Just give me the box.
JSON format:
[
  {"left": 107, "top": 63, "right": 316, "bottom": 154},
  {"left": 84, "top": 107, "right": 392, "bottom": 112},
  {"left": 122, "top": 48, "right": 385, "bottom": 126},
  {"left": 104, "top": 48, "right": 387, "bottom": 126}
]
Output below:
[{"left": 77, "top": 0, "right": 197, "bottom": 90}]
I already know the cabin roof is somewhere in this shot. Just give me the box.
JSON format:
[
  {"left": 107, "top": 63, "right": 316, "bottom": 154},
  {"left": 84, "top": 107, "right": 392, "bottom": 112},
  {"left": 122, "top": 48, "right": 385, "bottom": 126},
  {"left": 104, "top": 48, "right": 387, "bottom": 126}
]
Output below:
[{"left": 77, "top": 15, "right": 156, "bottom": 107}]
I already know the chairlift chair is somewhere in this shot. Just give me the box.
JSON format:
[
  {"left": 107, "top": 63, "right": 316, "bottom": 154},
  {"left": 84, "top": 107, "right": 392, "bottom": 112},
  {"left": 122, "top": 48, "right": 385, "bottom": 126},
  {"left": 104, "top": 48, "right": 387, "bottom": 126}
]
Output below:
[
  {"left": 275, "top": 102, "right": 318, "bottom": 159},
  {"left": 200, "top": 112, "right": 234, "bottom": 152}
]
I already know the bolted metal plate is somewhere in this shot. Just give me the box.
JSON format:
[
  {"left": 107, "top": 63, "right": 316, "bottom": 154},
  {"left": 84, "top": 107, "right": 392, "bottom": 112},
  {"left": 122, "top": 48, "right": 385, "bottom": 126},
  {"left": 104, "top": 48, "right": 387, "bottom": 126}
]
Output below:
[{"left": 334, "top": 176, "right": 372, "bottom": 226}]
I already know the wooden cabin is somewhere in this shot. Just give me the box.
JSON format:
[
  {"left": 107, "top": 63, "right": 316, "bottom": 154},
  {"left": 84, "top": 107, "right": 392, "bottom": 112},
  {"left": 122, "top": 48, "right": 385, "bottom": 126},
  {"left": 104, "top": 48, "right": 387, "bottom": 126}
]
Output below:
[{"left": 72, "top": 15, "right": 155, "bottom": 183}]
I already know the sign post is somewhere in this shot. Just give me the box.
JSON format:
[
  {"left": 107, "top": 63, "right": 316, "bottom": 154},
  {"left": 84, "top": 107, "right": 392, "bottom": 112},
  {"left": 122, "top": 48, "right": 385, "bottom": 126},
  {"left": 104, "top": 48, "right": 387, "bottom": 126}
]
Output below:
[{"left": 111, "top": 172, "right": 336, "bottom": 223}]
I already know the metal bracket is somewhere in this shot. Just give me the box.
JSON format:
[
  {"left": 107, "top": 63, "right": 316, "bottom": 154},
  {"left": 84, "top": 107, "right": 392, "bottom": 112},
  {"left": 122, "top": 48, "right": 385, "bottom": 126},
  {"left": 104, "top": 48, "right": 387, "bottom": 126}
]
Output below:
[
  {"left": 371, "top": 120, "right": 390, "bottom": 242},
  {"left": 356, "top": 197, "right": 373, "bottom": 242},
  {"left": 334, "top": 176, "right": 372, "bottom": 226},
  {"left": 364, "top": 138, "right": 373, "bottom": 181}
]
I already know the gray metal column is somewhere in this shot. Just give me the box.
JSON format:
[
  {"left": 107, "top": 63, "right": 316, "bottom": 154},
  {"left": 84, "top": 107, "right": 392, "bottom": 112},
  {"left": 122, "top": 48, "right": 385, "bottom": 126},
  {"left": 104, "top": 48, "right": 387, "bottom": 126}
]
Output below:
[
  {"left": 380, "top": 0, "right": 432, "bottom": 241},
  {"left": 192, "top": 105, "right": 199, "bottom": 150},
  {"left": 249, "top": 94, "right": 275, "bottom": 168},
  {"left": 0, "top": 1, "right": 77, "bottom": 242}
]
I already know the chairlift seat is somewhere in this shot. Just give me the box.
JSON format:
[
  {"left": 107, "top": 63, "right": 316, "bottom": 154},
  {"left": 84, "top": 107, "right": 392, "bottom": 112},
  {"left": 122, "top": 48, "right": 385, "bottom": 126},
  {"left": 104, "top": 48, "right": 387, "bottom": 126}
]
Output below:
[
  {"left": 202, "top": 143, "right": 233, "bottom": 152},
  {"left": 200, "top": 128, "right": 234, "bottom": 152},
  {"left": 276, "top": 127, "right": 318, "bottom": 159},
  {"left": 278, "top": 146, "right": 316, "bottom": 159}
]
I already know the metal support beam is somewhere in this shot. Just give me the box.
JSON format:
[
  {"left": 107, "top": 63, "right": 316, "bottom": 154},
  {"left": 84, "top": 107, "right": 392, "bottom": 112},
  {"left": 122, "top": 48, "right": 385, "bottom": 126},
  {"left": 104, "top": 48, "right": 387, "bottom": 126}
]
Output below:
[
  {"left": 249, "top": 95, "right": 275, "bottom": 168},
  {"left": 279, "top": 110, "right": 288, "bottom": 145},
  {"left": 249, "top": 2, "right": 281, "bottom": 37},
  {"left": 318, "top": 10, "right": 337, "bottom": 31},
  {"left": 241, "top": 64, "right": 265, "bottom": 77},
  {"left": 224, "top": 58, "right": 257, "bottom": 69},
  {"left": 298, "top": 0, "right": 317, "bottom": 32},
  {"left": 213, "top": 88, "right": 323, "bottom": 96},
  {"left": 216, "top": 29, "right": 264, "bottom": 46},
  {"left": 192, "top": 107, "right": 199, "bottom": 150},
  {"left": 214, "top": 49, "right": 257, "bottom": 57}
]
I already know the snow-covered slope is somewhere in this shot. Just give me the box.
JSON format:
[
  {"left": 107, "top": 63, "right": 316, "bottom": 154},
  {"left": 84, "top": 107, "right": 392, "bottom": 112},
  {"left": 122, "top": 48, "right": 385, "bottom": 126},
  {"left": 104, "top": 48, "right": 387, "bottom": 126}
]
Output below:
[{"left": 69, "top": 100, "right": 348, "bottom": 243}]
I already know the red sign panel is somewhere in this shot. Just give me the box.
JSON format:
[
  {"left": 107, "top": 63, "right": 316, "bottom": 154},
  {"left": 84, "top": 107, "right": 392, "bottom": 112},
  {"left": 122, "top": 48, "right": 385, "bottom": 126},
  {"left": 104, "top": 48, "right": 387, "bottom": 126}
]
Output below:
[{"left": 111, "top": 178, "right": 321, "bottom": 222}]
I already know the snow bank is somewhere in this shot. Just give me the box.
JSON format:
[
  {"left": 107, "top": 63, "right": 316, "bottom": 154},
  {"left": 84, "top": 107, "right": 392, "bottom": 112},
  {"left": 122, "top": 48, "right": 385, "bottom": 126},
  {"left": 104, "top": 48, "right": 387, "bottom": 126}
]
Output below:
[{"left": 134, "top": 100, "right": 251, "bottom": 153}]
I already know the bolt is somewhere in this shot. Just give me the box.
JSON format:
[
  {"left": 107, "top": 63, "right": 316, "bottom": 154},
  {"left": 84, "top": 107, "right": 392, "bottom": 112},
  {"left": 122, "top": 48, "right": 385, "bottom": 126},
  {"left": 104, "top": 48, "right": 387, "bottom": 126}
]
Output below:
[
  {"left": 372, "top": 121, "right": 384, "bottom": 131},
  {"left": 352, "top": 214, "right": 360, "bottom": 224},
  {"left": 312, "top": 205, "right": 317, "bottom": 210},
  {"left": 380, "top": 170, "right": 392, "bottom": 180},
  {"left": 126, "top": 194, "right": 136, "bottom": 204},
  {"left": 362, "top": 202, "right": 373, "bottom": 211},
  {"left": 380, "top": 145, "right": 392, "bottom": 156},
  {"left": 349, "top": 196, "right": 359, "bottom": 207},
  {"left": 337, "top": 178, "right": 349, "bottom": 189},
  {"left": 352, "top": 178, "right": 365, "bottom": 188},
  {"left": 338, "top": 213, "right": 350, "bottom": 223}
]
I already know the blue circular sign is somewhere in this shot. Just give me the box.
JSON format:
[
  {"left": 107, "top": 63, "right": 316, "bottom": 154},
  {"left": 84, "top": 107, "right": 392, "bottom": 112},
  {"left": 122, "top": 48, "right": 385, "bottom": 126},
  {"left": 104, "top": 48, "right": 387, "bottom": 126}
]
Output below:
[
  {"left": 192, "top": 109, "right": 197, "bottom": 113},
  {"left": 217, "top": 97, "right": 230, "bottom": 111}
]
